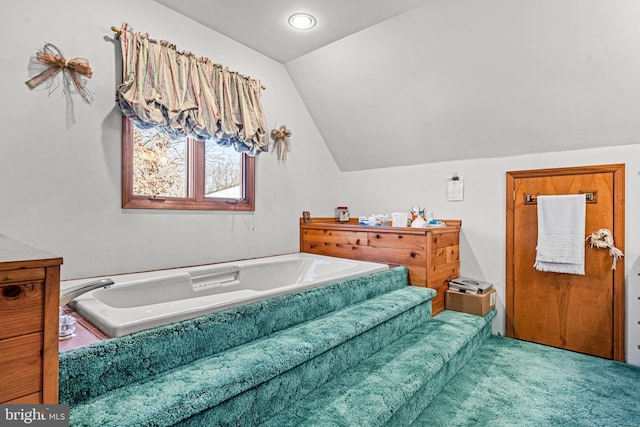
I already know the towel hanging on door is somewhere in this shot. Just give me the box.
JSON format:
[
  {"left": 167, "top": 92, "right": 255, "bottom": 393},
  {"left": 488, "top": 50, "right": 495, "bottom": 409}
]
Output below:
[{"left": 533, "top": 194, "right": 586, "bottom": 275}]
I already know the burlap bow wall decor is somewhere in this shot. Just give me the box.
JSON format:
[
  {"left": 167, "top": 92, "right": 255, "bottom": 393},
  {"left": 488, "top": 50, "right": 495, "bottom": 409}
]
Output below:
[
  {"left": 25, "top": 43, "right": 94, "bottom": 127},
  {"left": 270, "top": 125, "right": 292, "bottom": 162}
]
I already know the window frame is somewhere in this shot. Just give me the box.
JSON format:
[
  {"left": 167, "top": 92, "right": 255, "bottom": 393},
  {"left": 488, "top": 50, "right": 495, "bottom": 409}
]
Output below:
[{"left": 121, "top": 117, "right": 255, "bottom": 211}]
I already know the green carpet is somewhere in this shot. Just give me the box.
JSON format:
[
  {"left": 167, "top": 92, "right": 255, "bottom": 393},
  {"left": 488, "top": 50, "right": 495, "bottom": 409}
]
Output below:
[
  {"left": 68, "top": 287, "right": 434, "bottom": 426},
  {"left": 60, "top": 267, "right": 409, "bottom": 405},
  {"left": 259, "top": 310, "right": 494, "bottom": 427},
  {"left": 414, "top": 335, "right": 640, "bottom": 426}
]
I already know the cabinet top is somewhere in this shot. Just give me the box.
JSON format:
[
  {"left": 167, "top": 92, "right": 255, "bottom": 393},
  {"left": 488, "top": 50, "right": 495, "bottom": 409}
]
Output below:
[
  {"left": 300, "top": 217, "right": 461, "bottom": 235},
  {"left": 0, "top": 234, "right": 63, "bottom": 269}
]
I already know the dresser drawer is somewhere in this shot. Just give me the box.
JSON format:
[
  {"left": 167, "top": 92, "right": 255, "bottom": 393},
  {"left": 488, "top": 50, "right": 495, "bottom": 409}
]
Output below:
[
  {"left": 0, "top": 332, "right": 43, "bottom": 403},
  {"left": 302, "top": 228, "right": 368, "bottom": 246},
  {"left": 0, "top": 281, "right": 44, "bottom": 340},
  {"left": 302, "top": 241, "right": 426, "bottom": 266},
  {"left": 367, "top": 232, "right": 426, "bottom": 250},
  {"left": 358, "top": 246, "right": 427, "bottom": 266}
]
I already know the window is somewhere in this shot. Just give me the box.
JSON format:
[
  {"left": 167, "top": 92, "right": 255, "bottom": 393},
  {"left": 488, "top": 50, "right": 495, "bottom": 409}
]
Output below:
[{"left": 122, "top": 118, "right": 255, "bottom": 211}]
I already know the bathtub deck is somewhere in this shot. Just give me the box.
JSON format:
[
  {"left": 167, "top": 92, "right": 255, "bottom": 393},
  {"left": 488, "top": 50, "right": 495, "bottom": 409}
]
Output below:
[
  {"left": 59, "top": 308, "right": 107, "bottom": 352},
  {"left": 59, "top": 267, "right": 495, "bottom": 427}
]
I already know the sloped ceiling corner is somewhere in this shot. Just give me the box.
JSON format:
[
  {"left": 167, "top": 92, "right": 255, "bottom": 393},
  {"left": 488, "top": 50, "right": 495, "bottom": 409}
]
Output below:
[{"left": 286, "top": 0, "right": 640, "bottom": 171}]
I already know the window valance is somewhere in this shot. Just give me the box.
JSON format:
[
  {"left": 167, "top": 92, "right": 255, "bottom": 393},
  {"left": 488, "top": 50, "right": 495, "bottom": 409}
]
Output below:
[{"left": 115, "top": 24, "right": 268, "bottom": 156}]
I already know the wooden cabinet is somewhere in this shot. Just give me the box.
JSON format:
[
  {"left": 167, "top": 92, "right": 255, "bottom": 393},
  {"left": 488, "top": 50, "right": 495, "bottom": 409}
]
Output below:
[
  {"left": 0, "top": 234, "right": 62, "bottom": 404},
  {"left": 300, "top": 218, "right": 461, "bottom": 315}
]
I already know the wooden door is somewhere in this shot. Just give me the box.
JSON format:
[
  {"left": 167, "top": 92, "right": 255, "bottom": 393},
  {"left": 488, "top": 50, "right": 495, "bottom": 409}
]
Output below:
[{"left": 506, "top": 164, "right": 625, "bottom": 361}]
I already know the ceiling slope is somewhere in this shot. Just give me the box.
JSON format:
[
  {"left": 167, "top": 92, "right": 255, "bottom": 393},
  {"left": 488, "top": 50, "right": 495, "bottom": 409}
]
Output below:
[{"left": 286, "top": 0, "right": 640, "bottom": 171}]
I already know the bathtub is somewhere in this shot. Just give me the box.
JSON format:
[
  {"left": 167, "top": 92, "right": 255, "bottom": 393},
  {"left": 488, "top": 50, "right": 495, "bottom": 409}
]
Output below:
[{"left": 65, "top": 253, "right": 388, "bottom": 338}]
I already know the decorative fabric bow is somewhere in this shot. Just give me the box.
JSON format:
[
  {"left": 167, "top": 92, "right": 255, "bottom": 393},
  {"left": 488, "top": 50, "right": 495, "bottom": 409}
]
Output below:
[
  {"left": 25, "top": 43, "right": 94, "bottom": 127},
  {"left": 270, "top": 125, "right": 292, "bottom": 162},
  {"left": 586, "top": 228, "right": 624, "bottom": 270}
]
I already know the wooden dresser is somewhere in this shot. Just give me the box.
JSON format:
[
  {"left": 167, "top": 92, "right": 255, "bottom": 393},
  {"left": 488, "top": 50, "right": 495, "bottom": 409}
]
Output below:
[
  {"left": 0, "top": 234, "right": 62, "bottom": 404},
  {"left": 300, "top": 218, "right": 461, "bottom": 315}
]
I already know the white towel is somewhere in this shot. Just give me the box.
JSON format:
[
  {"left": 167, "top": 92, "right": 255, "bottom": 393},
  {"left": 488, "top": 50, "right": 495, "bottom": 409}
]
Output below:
[{"left": 533, "top": 194, "right": 586, "bottom": 275}]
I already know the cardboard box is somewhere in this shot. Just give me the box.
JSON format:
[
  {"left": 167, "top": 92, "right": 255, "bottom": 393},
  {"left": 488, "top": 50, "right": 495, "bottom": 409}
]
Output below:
[{"left": 445, "top": 288, "right": 496, "bottom": 316}]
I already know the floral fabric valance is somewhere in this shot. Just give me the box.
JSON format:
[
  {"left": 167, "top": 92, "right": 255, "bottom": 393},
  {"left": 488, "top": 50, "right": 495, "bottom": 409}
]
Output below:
[{"left": 116, "top": 24, "right": 268, "bottom": 156}]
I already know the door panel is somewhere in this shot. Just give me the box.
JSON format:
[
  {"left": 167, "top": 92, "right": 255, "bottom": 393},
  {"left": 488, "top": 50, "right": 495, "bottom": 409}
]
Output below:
[{"left": 506, "top": 165, "right": 625, "bottom": 360}]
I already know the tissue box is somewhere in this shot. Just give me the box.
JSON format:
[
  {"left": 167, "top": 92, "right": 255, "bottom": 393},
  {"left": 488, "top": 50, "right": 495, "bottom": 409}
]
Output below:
[
  {"left": 445, "top": 288, "right": 496, "bottom": 316},
  {"left": 391, "top": 212, "right": 408, "bottom": 228}
]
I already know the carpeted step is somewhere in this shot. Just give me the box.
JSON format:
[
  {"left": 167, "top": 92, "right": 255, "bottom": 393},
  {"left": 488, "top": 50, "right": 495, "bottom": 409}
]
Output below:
[
  {"left": 383, "top": 310, "right": 494, "bottom": 426},
  {"left": 412, "top": 334, "right": 640, "bottom": 426},
  {"left": 259, "top": 309, "right": 495, "bottom": 427},
  {"left": 177, "top": 288, "right": 435, "bottom": 426},
  {"left": 67, "top": 285, "right": 436, "bottom": 427},
  {"left": 60, "top": 267, "right": 408, "bottom": 405}
]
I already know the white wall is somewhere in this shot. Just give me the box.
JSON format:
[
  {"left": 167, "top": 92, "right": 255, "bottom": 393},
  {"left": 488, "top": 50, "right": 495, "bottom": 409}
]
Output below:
[
  {"left": 341, "top": 144, "right": 640, "bottom": 365},
  {"left": 0, "top": 0, "right": 340, "bottom": 279}
]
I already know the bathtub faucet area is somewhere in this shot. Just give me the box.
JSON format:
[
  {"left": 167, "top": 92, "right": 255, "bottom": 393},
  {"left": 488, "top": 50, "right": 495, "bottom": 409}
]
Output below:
[{"left": 60, "top": 278, "right": 114, "bottom": 307}]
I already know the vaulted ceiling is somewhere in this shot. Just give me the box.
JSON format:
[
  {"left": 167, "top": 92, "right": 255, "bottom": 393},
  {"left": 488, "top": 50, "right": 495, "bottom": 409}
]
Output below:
[{"left": 155, "top": 0, "right": 640, "bottom": 171}]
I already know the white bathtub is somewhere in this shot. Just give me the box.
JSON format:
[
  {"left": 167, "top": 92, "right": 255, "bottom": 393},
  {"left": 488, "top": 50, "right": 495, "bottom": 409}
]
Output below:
[{"left": 64, "top": 253, "right": 388, "bottom": 338}]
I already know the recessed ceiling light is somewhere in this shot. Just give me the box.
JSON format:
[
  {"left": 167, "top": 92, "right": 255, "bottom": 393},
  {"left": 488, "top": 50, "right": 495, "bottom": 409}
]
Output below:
[{"left": 288, "top": 13, "right": 316, "bottom": 30}]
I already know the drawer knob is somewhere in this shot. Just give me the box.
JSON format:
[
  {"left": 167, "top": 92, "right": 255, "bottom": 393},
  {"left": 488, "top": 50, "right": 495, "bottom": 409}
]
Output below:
[
  {"left": 2, "top": 285, "right": 23, "bottom": 299},
  {"left": 410, "top": 251, "right": 417, "bottom": 258}
]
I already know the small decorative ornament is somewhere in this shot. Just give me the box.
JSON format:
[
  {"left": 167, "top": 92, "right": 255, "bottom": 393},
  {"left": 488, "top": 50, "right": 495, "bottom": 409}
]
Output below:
[
  {"left": 25, "top": 43, "right": 94, "bottom": 127},
  {"left": 586, "top": 228, "right": 624, "bottom": 270},
  {"left": 270, "top": 125, "right": 292, "bottom": 162}
]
